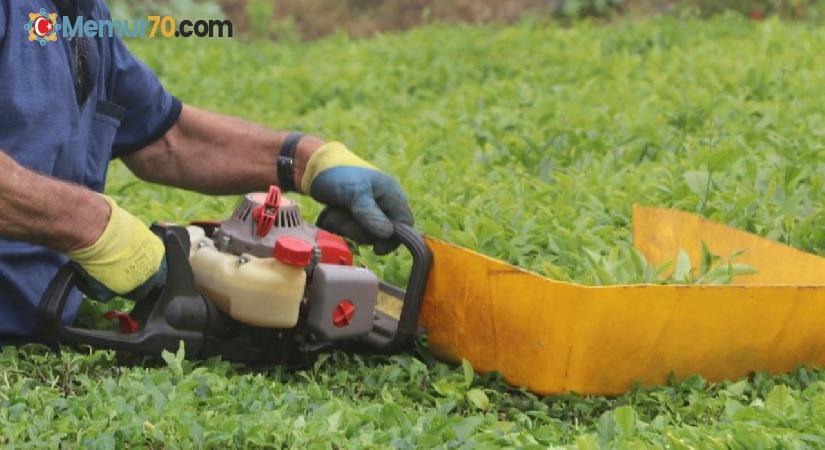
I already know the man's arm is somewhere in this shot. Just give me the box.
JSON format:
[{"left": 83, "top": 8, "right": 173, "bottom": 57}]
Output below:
[
  {"left": 0, "top": 151, "right": 166, "bottom": 301},
  {"left": 122, "top": 104, "right": 324, "bottom": 195},
  {"left": 0, "top": 151, "right": 109, "bottom": 252},
  {"left": 124, "top": 103, "right": 414, "bottom": 255}
]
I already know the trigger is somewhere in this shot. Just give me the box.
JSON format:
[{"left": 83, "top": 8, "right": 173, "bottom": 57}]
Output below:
[{"left": 103, "top": 310, "right": 139, "bottom": 334}]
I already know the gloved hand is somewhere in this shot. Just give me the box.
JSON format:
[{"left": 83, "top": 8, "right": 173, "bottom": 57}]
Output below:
[
  {"left": 66, "top": 195, "right": 167, "bottom": 302},
  {"left": 301, "top": 142, "right": 414, "bottom": 255}
]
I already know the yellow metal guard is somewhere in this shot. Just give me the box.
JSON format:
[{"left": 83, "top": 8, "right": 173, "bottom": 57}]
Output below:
[{"left": 419, "top": 206, "right": 825, "bottom": 395}]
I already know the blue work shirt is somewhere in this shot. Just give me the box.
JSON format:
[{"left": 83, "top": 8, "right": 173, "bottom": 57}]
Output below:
[{"left": 0, "top": 0, "right": 181, "bottom": 339}]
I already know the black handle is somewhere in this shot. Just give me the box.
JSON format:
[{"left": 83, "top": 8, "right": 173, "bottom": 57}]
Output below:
[
  {"left": 361, "top": 222, "right": 432, "bottom": 353},
  {"left": 38, "top": 225, "right": 212, "bottom": 356}
]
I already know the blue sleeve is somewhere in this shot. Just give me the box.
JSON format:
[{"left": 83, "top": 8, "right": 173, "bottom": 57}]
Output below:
[
  {"left": 0, "top": 2, "right": 6, "bottom": 43},
  {"left": 108, "top": 36, "right": 182, "bottom": 158}
]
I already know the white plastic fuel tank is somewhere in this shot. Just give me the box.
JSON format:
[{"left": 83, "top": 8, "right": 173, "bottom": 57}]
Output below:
[{"left": 186, "top": 226, "right": 306, "bottom": 328}]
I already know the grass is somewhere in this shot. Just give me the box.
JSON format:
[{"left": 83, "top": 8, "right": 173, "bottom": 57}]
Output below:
[{"left": 3, "top": 14, "right": 825, "bottom": 447}]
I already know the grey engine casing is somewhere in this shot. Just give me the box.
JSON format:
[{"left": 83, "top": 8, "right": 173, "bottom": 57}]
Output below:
[
  {"left": 307, "top": 264, "right": 378, "bottom": 340},
  {"left": 207, "top": 192, "right": 379, "bottom": 340},
  {"left": 213, "top": 193, "right": 318, "bottom": 258}
]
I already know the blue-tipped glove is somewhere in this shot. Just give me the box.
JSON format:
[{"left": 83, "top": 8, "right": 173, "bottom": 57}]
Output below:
[
  {"left": 68, "top": 195, "right": 168, "bottom": 302},
  {"left": 302, "top": 142, "right": 414, "bottom": 255}
]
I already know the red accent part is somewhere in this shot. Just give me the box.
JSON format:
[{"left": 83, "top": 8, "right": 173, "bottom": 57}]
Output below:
[
  {"left": 332, "top": 300, "right": 356, "bottom": 327},
  {"left": 316, "top": 230, "right": 353, "bottom": 265},
  {"left": 251, "top": 186, "right": 281, "bottom": 237},
  {"left": 251, "top": 192, "right": 292, "bottom": 207},
  {"left": 103, "top": 311, "right": 139, "bottom": 334},
  {"left": 273, "top": 236, "right": 313, "bottom": 267}
]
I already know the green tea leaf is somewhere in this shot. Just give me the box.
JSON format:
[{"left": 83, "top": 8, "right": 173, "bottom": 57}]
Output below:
[
  {"left": 576, "top": 434, "right": 600, "bottom": 450},
  {"left": 614, "top": 406, "right": 638, "bottom": 436},
  {"left": 466, "top": 389, "right": 490, "bottom": 410},
  {"left": 462, "top": 359, "right": 474, "bottom": 388},
  {"left": 684, "top": 170, "right": 711, "bottom": 198},
  {"left": 673, "top": 249, "right": 692, "bottom": 282}
]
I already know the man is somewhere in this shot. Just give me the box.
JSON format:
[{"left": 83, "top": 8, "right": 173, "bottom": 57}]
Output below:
[{"left": 0, "top": 1, "right": 413, "bottom": 342}]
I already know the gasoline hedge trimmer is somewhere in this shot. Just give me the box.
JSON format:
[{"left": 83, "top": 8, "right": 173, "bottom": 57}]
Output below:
[
  {"left": 38, "top": 186, "right": 431, "bottom": 366},
  {"left": 38, "top": 187, "right": 825, "bottom": 395}
]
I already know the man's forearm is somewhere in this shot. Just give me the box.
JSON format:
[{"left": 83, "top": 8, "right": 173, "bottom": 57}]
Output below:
[
  {"left": 0, "top": 151, "right": 109, "bottom": 253},
  {"left": 123, "top": 105, "right": 325, "bottom": 195}
]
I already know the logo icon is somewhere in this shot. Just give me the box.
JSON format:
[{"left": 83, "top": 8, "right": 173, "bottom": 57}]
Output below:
[{"left": 24, "top": 9, "right": 60, "bottom": 46}]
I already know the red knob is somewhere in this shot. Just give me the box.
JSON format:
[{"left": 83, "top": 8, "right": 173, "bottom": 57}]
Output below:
[
  {"left": 273, "top": 236, "right": 313, "bottom": 267},
  {"left": 332, "top": 300, "right": 355, "bottom": 327}
]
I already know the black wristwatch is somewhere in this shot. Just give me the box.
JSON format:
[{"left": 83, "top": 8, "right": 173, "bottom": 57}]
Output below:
[{"left": 277, "top": 132, "right": 304, "bottom": 192}]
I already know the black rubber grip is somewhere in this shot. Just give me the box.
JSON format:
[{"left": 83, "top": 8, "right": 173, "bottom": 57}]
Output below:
[{"left": 361, "top": 222, "right": 433, "bottom": 352}]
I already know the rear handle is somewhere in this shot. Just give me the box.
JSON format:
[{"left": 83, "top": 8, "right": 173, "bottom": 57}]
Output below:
[{"left": 37, "top": 226, "right": 211, "bottom": 356}]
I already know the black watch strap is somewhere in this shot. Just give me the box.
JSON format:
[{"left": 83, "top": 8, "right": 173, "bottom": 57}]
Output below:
[{"left": 277, "top": 132, "right": 304, "bottom": 192}]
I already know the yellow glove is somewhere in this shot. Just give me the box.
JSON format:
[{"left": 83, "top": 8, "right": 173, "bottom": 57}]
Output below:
[{"left": 67, "top": 195, "right": 165, "bottom": 299}]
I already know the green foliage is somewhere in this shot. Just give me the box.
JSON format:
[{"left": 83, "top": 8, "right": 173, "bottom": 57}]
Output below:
[
  {"left": 105, "top": 0, "right": 224, "bottom": 21},
  {"left": 6, "top": 347, "right": 825, "bottom": 447},
  {"left": 667, "top": 243, "right": 758, "bottom": 285},
  {"left": 688, "top": 0, "right": 819, "bottom": 18},
  {"left": 560, "top": 0, "right": 624, "bottom": 18},
  {"left": 245, "top": 0, "right": 276, "bottom": 37},
  {"left": 115, "top": 14, "right": 824, "bottom": 286},
  {"left": 7, "top": 16, "right": 825, "bottom": 446}
]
